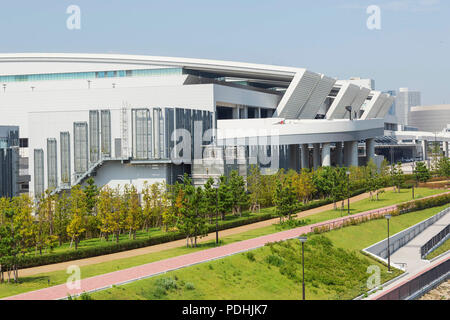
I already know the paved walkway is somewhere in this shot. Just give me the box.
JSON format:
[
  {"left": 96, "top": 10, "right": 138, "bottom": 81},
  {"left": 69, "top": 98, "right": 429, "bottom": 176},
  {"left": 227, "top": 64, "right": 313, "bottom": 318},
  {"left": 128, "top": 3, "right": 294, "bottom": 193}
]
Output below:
[
  {"left": 366, "top": 210, "right": 450, "bottom": 300},
  {"left": 4, "top": 195, "right": 417, "bottom": 300},
  {"left": 369, "top": 252, "right": 449, "bottom": 300},
  {"left": 17, "top": 188, "right": 393, "bottom": 277},
  {"left": 390, "top": 211, "right": 450, "bottom": 273}
]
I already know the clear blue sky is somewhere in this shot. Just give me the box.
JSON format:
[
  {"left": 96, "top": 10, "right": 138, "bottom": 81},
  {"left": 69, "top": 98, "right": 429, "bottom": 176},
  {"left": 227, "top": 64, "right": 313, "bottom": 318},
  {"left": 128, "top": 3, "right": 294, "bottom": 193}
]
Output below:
[{"left": 0, "top": 0, "right": 448, "bottom": 105}]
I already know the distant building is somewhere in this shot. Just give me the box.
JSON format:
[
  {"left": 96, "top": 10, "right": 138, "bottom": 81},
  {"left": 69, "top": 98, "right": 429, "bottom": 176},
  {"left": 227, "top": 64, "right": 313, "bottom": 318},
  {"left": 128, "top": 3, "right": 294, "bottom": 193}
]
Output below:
[
  {"left": 396, "top": 88, "right": 421, "bottom": 126},
  {"left": 409, "top": 104, "right": 450, "bottom": 132}
]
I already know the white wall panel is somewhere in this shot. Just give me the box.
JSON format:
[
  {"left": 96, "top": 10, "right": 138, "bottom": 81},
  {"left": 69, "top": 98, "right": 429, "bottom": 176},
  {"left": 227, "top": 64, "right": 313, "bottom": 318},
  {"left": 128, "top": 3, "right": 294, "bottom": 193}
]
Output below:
[
  {"left": 297, "top": 75, "right": 336, "bottom": 119},
  {"left": 274, "top": 70, "right": 321, "bottom": 119},
  {"left": 376, "top": 96, "right": 395, "bottom": 119},
  {"left": 361, "top": 92, "right": 388, "bottom": 119},
  {"left": 325, "top": 83, "right": 360, "bottom": 119}
]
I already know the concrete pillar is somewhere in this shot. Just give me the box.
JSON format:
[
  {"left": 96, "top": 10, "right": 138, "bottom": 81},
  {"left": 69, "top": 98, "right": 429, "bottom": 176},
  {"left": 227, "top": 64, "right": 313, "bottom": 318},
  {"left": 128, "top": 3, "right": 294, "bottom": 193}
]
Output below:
[
  {"left": 255, "top": 107, "right": 261, "bottom": 119},
  {"left": 344, "top": 141, "right": 358, "bottom": 167},
  {"left": 289, "top": 144, "right": 300, "bottom": 172},
  {"left": 313, "top": 143, "right": 321, "bottom": 170},
  {"left": 422, "top": 140, "right": 428, "bottom": 160},
  {"left": 445, "top": 141, "right": 449, "bottom": 157},
  {"left": 335, "top": 142, "right": 343, "bottom": 167},
  {"left": 322, "top": 143, "right": 331, "bottom": 167},
  {"left": 301, "top": 144, "right": 309, "bottom": 169},
  {"left": 232, "top": 107, "right": 239, "bottom": 119},
  {"left": 242, "top": 106, "right": 248, "bottom": 119},
  {"left": 366, "top": 138, "right": 375, "bottom": 163}
]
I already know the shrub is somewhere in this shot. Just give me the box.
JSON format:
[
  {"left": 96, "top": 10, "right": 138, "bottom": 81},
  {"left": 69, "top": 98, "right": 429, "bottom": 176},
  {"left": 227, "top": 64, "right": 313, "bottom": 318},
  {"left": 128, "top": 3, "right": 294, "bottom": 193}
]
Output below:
[
  {"left": 245, "top": 251, "right": 256, "bottom": 262},
  {"left": 185, "top": 282, "right": 195, "bottom": 290}
]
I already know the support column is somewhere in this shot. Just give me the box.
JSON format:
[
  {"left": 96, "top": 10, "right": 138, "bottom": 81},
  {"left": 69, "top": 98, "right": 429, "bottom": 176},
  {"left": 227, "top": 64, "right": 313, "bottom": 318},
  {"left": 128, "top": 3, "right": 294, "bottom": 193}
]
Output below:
[
  {"left": 422, "top": 140, "right": 428, "bottom": 160},
  {"left": 366, "top": 138, "right": 375, "bottom": 163},
  {"left": 445, "top": 141, "right": 449, "bottom": 158},
  {"left": 301, "top": 144, "right": 309, "bottom": 169},
  {"left": 322, "top": 143, "right": 331, "bottom": 167},
  {"left": 335, "top": 142, "right": 343, "bottom": 167},
  {"left": 313, "top": 143, "right": 321, "bottom": 170},
  {"left": 232, "top": 107, "right": 239, "bottom": 119},
  {"left": 344, "top": 141, "right": 358, "bottom": 167},
  {"left": 289, "top": 144, "right": 300, "bottom": 172}
]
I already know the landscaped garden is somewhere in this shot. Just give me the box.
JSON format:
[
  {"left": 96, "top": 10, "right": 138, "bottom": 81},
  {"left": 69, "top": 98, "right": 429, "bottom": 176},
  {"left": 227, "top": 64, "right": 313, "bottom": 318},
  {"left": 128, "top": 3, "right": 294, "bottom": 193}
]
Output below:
[{"left": 88, "top": 204, "right": 450, "bottom": 300}]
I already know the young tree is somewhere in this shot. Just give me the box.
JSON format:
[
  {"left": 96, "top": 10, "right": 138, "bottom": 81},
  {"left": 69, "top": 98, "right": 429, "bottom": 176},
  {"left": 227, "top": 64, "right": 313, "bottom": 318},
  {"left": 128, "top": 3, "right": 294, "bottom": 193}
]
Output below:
[
  {"left": 97, "top": 186, "right": 116, "bottom": 241},
  {"left": 176, "top": 176, "right": 208, "bottom": 247},
  {"left": 291, "top": 169, "right": 316, "bottom": 204},
  {"left": 228, "top": 170, "right": 249, "bottom": 217},
  {"left": 273, "top": 178, "right": 297, "bottom": 223},
  {"left": 203, "top": 177, "right": 218, "bottom": 224},
  {"left": 217, "top": 175, "right": 232, "bottom": 220},
  {"left": 83, "top": 177, "right": 99, "bottom": 214},
  {"left": 247, "top": 165, "right": 262, "bottom": 212},
  {"left": 67, "top": 185, "right": 88, "bottom": 249},
  {"left": 124, "top": 184, "right": 142, "bottom": 240},
  {"left": 54, "top": 192, "right": 71, "bottom": 246},
  {"left": 437, "top": 156, "right": 450, "bottom": 178},
  {"left": 312, "top": 167, "right": 334, "bottom": 199},
  {"left": 390, "top": 162, "right": 404, "bottom": 192},
  {"left": 414, "top": 161, "right": 431, "bottom": 183}
]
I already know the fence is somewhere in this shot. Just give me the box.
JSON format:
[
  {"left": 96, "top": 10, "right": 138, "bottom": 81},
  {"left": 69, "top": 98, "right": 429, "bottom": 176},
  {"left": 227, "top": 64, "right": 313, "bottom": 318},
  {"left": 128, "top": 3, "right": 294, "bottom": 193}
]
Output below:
[
  {"left": 421, "top": 224, "right": 450, "bottom": 258},
  {"left": 376, "top": 258, "right": 450, "bottom": 300},
  {"left": 311, "top": 205, "right": 397, "bottom": 234},
  {"left": 363, "top": 207, "right": 450, "bottom": 261}
]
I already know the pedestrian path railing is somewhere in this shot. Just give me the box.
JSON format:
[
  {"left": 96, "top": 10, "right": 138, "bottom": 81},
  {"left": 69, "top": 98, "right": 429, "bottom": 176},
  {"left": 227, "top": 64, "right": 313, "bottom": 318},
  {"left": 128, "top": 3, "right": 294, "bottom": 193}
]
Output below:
[
  {"left": 362, "top": 207, "right": 450, "bottom": 265},
  {"left": 421, "top": 224, "right": 450, "bottom": 259},
  {"left": 375, "top": 258, "right": 450, "bottom": 300}
]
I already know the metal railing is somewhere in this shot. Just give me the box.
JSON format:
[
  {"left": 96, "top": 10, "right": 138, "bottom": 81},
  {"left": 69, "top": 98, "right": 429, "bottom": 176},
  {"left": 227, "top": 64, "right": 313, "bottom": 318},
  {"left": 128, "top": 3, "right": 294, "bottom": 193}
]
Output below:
[
  {"left": 421, "top": 225, "right": 450, "bottom": 258},
  {"left": 376, "top": 259, "right": 450, "bottom": 300},
  {"left": 364, "top": 207, "right": 450, "bottom": 260}
]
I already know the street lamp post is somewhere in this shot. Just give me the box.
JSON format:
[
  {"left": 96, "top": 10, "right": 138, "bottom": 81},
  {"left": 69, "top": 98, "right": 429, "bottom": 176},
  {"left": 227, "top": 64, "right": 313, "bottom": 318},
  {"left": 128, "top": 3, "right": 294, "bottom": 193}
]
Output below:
[
  {"left": 385, "top": 214, "right": 392, "bottom": 273},
  {"left": 346, "top": 171, "right": 350, "bottom": 215},
  {"left": 215, "top": 187, "right": 219, "bottom": 245},
  {"left": 298, "top": 236, "right": 307, "bottom": 300}
]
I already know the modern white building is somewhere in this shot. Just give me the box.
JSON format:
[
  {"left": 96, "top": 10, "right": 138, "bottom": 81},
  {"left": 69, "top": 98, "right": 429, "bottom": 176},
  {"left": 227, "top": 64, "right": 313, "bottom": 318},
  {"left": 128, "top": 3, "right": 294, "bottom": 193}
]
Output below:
[{"left": 0, "top": 53, "right": 402, "bottom": 197}]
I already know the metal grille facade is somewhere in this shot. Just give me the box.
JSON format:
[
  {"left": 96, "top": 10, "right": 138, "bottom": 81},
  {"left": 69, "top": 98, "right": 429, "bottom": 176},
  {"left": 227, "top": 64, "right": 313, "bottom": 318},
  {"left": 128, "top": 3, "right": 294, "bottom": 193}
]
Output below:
[
  {"left": 34, "top": 149, "right": 45, "bottom": 197},
  {"left": 73, "top": 122, "right": 88, "bottom": 174},
  {"left": 132, "top": 109, "right": 151, "bottom": 160},
  {"left": 89, "top": 110, "right": 100, "bottom": 163},
  {"left": 101, "top": 110, "right": 111, "bottom": 157},
  {"left": 47, "top": 138, "right": 58, "bottom": 189},
  {"left": 60, "top": 131, "right": 71, "bottom": 185}
]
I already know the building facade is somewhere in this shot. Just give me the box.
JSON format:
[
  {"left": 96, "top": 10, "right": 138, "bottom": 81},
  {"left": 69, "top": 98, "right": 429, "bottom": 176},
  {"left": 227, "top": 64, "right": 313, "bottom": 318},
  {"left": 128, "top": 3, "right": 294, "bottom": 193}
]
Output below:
[{"left": 0, "top": 53, "right": 400, "bottom": 198}]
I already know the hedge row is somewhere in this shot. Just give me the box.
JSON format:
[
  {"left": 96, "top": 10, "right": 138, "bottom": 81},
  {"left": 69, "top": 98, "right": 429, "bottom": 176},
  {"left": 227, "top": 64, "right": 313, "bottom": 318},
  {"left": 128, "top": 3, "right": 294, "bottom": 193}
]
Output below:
[
  {"left": 311, "top": 193, "right": 450, "bottom": 235},
  {"left": 12, "top": 187, "right": 373, "bottom": 269},
  {"left": 397, "top": 192, "right": 450, "bottom": 214}
]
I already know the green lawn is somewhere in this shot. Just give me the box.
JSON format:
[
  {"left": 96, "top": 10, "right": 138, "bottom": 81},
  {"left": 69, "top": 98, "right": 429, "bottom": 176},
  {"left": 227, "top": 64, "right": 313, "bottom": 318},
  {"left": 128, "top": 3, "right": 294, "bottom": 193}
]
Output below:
[
  {"left": 425, "top": 237, "right": 450, "bottom": 260},
  {"left": 91, "top": 205, "right": 450, "bottom": 300}
]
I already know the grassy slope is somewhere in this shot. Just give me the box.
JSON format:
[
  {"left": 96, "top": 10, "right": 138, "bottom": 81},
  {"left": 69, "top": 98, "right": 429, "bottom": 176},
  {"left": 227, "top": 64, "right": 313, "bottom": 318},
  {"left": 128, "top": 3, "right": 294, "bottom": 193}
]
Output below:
[
  {"left": 0, "top": 189, "right": 446, "bottom": 298},
  {"left": 89, "top": 204, "right": 450, "bottom": 300},
  {"left": 425, "top": 238, "right": 450, "bottom": 260}
]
